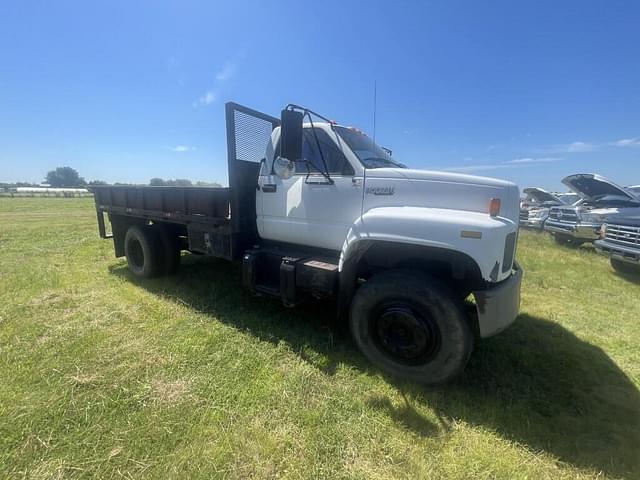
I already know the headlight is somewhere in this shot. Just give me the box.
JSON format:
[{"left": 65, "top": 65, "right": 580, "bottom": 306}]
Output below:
[
  {"left": 530, "top": 209, "right": 549, "bottom": 219},
  {"left": 581, "top": 213, "right": 607, "bottom": 223}
]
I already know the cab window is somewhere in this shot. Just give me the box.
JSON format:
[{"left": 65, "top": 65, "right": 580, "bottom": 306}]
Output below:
[{"left": 294, "top": 129, "right": 354, "bottom": 176}]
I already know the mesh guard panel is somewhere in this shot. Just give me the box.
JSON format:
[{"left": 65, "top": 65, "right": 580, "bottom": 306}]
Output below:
[
  {"left": 234, "top": 110, "right": 276, "bottom": 163},
  {"left": 225, "top": 102, "right": 280, "bottom": 259}
]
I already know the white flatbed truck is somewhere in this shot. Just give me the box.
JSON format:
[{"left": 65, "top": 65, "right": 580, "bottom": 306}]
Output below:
[{"left": 92, "top": 102, "right": 523, "bottom": 385}]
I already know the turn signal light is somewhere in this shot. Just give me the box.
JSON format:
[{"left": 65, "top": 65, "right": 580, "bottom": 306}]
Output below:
[{"left": 489, "top": 198, "right": 501, "bottom": 217}]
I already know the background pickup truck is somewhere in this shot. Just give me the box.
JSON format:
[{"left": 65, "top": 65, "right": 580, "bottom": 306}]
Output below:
[
  {"left": 519, "top": 187, "right": 567, "bottom": 230},
  {"left": 92, "top": 102, "right": 522, "bottom": 385},
  {"left": 595, "top": 217, "right": 640, "bottom": 274},
  {"left": 544, "top": 173, "right": 640, "bottom": 246}
]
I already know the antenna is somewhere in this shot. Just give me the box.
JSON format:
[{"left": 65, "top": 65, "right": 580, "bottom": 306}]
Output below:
[{"left": 372, "top": 80, "right": 377, "bottom": 145}]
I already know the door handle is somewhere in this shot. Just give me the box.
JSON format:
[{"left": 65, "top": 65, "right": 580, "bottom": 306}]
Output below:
[{"left": 262, "top": 184, "right": 277, "bottom": 193}]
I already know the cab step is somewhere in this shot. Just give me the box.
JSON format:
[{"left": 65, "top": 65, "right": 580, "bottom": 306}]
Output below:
[{"left": 242, "top": 248, "right": 338, "bottom": 307}]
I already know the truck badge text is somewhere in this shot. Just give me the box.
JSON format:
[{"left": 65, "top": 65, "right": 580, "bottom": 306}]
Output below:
[{"left": 365, "top": 186, "right": 395, "bottom": 196}]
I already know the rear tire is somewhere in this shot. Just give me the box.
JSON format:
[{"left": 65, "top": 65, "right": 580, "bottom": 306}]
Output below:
[
  {"left": 611, "top": 258, "right": 640, "bottom": 275},
  {"left": 124, "top": 225, "right": 163, "bottom": 279},
  {"left": 349, "top": 270, "right": 473, "bottom": 386}
]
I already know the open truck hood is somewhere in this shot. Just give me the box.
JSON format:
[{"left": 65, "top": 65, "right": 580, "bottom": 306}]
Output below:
[
  {"left": 562, "top": 174, "right": 637, "bottom": 201},
  {"left": 523, "top": 187, "right": 562, "bottom": 205}
]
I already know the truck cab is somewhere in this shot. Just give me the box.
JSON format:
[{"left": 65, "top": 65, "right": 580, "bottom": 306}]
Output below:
[{"left": 258, "top": 119, "right": 520, "bottom": 285}]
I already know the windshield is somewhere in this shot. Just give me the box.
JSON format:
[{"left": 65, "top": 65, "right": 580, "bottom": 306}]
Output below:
[{"left": 334, "top": 126, "right": 407, "bottom": 169}]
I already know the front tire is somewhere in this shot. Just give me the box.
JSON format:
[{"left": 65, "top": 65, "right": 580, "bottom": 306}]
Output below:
[
  {"left": 124, "top": 225, "right": 163, "bottom": 279},
  {"left": 349, "top": 270, "right": 473, "bottom": 385},
  {"left": 611, "top": 258, "right": 640, "bottom": 276},
  {"left": 554, "top": 234, "right": 584, "bottom": 247}
]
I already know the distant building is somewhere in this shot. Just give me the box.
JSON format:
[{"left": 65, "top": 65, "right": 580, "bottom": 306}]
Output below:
[{"left": 15, "top": 187, "right": 89, "bottom": 193}]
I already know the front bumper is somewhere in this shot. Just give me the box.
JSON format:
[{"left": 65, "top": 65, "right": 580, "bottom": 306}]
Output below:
[
  {"left": 473, "top": 262, "right": 523, "bottom": 338},
  {"left": 544, "top": 220, "right": 600, "bottom": 241},
  {"left": 520, "top": 217, "right": 545, "bottom": 229},
  {"left": 594, "top": 239, "right": 640, "bottom": 265}
]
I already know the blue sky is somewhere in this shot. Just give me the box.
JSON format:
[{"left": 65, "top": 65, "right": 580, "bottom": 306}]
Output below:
[{"left": 1, "top": 0, "right": 639, "bottom": 191}]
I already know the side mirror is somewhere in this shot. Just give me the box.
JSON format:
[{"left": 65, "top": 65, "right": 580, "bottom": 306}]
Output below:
[
  {"left": 273, "top": 156, "right": 294, "bottom": 179},
  {"left": 280, "top": 109, "right": 303, "bottom": 162}
]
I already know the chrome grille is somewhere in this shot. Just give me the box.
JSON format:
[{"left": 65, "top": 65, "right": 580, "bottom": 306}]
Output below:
[
  {"left": 605, "top": 224, "right": 640, "bottom": 247},
  {"left": 549, "top": 207, "right": 579, "bottom": 223},
  {"left": 519, "top": 209, "right": 529, "bottom": 221}
]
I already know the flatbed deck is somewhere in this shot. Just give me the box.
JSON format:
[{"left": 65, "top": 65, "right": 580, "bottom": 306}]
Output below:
[{"left": 92, "top": 185, "right": 231, "bottom": 226}]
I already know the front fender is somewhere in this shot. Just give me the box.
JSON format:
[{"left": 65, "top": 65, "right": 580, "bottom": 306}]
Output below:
[{"left": 340, "top": 206, "right": 517, "bottom": 282}]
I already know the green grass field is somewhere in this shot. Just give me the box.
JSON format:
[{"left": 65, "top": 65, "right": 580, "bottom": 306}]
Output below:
[{"left": 1, "top": 197, "right": 639, "bottom": 479}]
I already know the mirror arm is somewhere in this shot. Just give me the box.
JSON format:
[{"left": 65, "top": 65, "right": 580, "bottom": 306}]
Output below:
[
  {"left": 270, "top": 133, "right": 283, "bottom": 176},
  {"left": 304, "top": 112, "right": 333, "bottom": 184},
  {"left": 281, "top": 104, "right": 335, "bottom": 185},
  {"left": 285, "top": 104, "right": 334, "bottom": 125}
]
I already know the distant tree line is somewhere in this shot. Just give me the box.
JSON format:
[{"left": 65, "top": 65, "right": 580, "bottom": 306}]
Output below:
[
  {"left": 149, "top": 178, "right": 221, "bottom": 187},
  {"left": 2, "top": 166, "right": 222, "bottom": 189}
]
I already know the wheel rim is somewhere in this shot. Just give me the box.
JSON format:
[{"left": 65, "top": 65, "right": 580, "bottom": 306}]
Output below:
[
  {"left": 372, "top": 303, "right": 441, "bottom": 365},
  {"left": 128, "top": 238, "right": 145, "bottom": 269}
]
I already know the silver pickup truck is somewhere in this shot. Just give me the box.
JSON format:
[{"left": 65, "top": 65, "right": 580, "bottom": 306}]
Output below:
[
  {"left": 544, "top": 174, "right": 640, "bottom": 246},
  {"left": 595, "top": 216, "right": 640, "bottom": 274},
  {"left": 519, "top": 187, "right": 565, "bottom": 230}
]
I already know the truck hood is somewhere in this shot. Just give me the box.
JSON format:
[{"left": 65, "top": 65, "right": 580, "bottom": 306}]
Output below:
[
  {"left": 562, "top": 174, "right": 636, "bottom": 201},
  {"left": 606, "top": 214, "right": 640, "bottom": 227},
  {"left": 363, "top": 168, "right": 520, "bottom": 223},
  {"left": 367, "top": 168, "right": 515, "bottom": 188},
  {"left": 554, "top": 205, "right": 640, "bottom": 222},
  {"left": 590, "top": 207, "right": 640, "bottom": 222},
  {"left": 523, "top": 187, "right": 562, "bottom": 205}
]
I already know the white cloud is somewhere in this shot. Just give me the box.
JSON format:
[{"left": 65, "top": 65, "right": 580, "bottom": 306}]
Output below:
[
  {"left": 197, "top": 90, "right": 217, "bottom": 106},
  {"left": 505, "top": 157, "right": 562, "bottom": 164},
  {"left": 194, "top": 51, "right": 245, "bottom": 108},
  {"left": 610, "top": 137, "right": 640, "bottom": 147},
  {"left": 169, "top": 145, "right": 196, "bottom": 153},
  {"left": 215, "top": 61, "right": 237, "bottom": 82},
  {"left": 444, "top": 164, "right": 508, "bottom": 173},
  {"left": 565, "top": 141, "right": 595, "bottom": 152}
]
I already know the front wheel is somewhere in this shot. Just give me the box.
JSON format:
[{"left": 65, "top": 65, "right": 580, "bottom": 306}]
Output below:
[
  {"left": 611, "top": 258, "right": 640, "bottom": 276},
  {"left": 554, "top": 234, "right": 584, "bottom": 247},
  {"left": 349, "top": 270, "right": 473, "bottom": 385}
]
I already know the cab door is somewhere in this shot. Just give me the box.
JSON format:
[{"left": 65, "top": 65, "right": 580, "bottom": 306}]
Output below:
[{"left": 258, "top": 126, "right": 363, "bottom": 251}]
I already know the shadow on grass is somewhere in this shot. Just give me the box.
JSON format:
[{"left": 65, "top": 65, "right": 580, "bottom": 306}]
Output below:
[{"left": 110, "top": 256, "right": 640, "bottom": 478}]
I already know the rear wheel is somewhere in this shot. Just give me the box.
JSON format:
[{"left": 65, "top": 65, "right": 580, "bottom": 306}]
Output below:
[
  {"left": 349, "top": 270, "right": 473, "bottom": 385},
  {"left": 611, "top": 258, "right": 640, "bottom": 275},
  {"left": 124, "top": 225, "right": 163, "bottom": 279}
]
